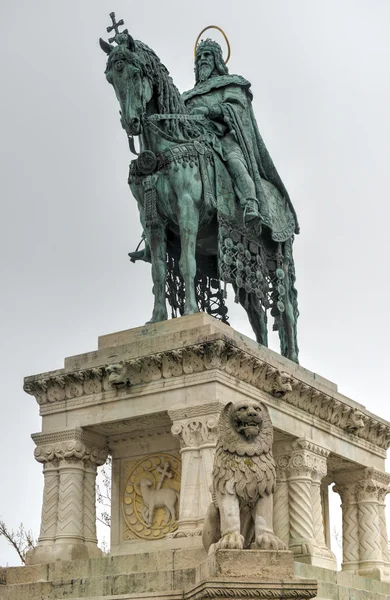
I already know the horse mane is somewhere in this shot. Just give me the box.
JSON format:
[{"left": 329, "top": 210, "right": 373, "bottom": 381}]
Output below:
[{"left": 106, "top": 40, "right": 199, "bottom": 138}]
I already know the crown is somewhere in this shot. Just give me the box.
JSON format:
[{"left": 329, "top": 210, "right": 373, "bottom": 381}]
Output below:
[{"left": 196, "top": 38, "right": 223, "bottom": 59}]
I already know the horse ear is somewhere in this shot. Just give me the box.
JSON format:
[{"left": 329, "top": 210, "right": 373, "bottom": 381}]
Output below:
[
  {"left": 127, "top": 34, "right": 136, "bottom": 51},
  {"left": 99, "top": 38, "right": 113, "bottom": 55}
]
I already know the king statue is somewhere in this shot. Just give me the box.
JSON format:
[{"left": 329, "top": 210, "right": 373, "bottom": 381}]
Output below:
[
  {"left": 182, "top": 37, "right": 299, "bottom": 235},
  {"left": 100, "top": 17, "right": 300, "bottom": 362}
]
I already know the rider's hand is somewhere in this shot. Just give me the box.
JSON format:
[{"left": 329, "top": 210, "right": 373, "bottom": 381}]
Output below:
[{"left": 190, "top": 106, "right": 209, "bottom": 116}]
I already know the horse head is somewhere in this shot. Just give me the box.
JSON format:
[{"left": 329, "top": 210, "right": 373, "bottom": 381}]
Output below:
[{"left": 100, "top": 35, "right": 153, "bottom": 136}]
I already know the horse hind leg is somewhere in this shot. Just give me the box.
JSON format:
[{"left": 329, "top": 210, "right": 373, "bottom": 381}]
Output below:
[
  {"left": 177, "top": 193, "right": 200, "bottom": 316},
  {"left": 278, "top": 260, "right": 299, "bottom": 364},
  {"left": 233, "top": 284, "right": 268, "bottom": 347}
]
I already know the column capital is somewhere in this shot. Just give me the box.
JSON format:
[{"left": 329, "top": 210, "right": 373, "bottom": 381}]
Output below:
[
  {"left": 169, "top": 405, "right": 221, "bottom": 449},
  {"left": 274, "top": 437, "right": 329, "bottom": 479},
  {"left": 170, "top": 415, "right": 219, "bottom": 449},
  {"left": 333, "top": 467, "right": 390, "bottom": 496},
  {"left": 32, "top": 428, "right": 108, "bottom": 465}
]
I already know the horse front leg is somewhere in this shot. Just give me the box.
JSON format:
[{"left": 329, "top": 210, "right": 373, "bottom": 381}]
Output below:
[
  {"left": 177, "top": 193, "right": 199, "bottom": 316},
  {"left": 145, "top": 224, "right": 168, "bottom": 323}
]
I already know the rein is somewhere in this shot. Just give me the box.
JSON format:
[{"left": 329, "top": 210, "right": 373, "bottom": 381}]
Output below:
[{"left": 141, "top": 113, "right": 206, "bottom": 147}]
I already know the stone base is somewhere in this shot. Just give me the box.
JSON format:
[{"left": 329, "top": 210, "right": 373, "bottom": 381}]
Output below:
[
  {"left": 356, "top": 566, "right": 390, "bottom": 583},
  {"left": 197, "top": 549, "right": 295, "bottom": 580},
  {"left": 187, "top": 550, "right": 317, "bottom": 600},
  {"left": 25, "top": 542, "right": 102, "bottom": 566},
  {"left": 2, "top": 550, "right": 390, "bottom": 600},
  {"left": 292, "top": 544, "right": 338, "bottom": 570}
]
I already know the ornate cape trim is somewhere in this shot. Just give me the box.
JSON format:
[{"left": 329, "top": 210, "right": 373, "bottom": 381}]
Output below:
[{"left": 182, "top": 74, "right": 252, "bottom": 102}]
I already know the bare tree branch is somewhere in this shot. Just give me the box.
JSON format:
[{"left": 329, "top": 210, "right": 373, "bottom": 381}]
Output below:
[{"left": 0, "top": 521, "right": 36, "bottom": 565}]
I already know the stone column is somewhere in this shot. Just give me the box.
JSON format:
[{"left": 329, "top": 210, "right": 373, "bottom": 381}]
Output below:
[
  {"left": 83, "top": 459, "right": 103, "bottom": 548},
  {"left": 378, "top": 485, "right": 390, "bottom": 569},
  {"left": 274, "top": 438, "right": 336, "bottom": 569},
  {"left": 37, "top": 460, "right": 60, "bottom": 546},
  {"left": 332, "top": 481, "right": 360, "bottom": 572},
  {"left": 320, "top": 477, "right": 332, "bottom": 550},
  {"left": 333, "top": 467, "right": 390, "bottom": 581},
  {"left": 26, "top": 428, "right": 107, "bottom": 564},
  {"left": 169, "top": 410, "right": 219, "bottom": 537},
  {"left": 273, "top": 458, "right": 290, "bottom": 547}
]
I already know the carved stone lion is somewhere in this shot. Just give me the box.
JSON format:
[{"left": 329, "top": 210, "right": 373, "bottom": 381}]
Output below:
[
  {"left": 264, "top": 368, "right": 293, "bottom": 398},
  {"left": 203, "top": 399, "right": 286, "bottom": 553},
  {"left": 106, "top": 362, "right": 131, "bottom": 388}
]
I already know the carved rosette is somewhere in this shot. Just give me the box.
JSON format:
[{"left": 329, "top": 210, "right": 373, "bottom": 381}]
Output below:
[{"left": 23, "top": 340, "right": 390, "bottom": 450}]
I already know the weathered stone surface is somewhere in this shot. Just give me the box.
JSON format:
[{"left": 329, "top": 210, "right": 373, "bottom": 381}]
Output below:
[
  {"left": 197, "top": 549, "right": 294, "bottom": 580},
  {"left": 2, "top": 550, "right": 390, "bottom": 599},
  {"left": 22, "top": 314, "right": 390, "bottom": 571}
]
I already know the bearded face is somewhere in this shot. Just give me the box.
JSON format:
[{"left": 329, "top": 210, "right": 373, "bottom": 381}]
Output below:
[
  {"left": 196, "top": 49, "right": 216, "bottom": 82},
  {"left": 231, "top": 401, "right": 263, "bottom": 439}
]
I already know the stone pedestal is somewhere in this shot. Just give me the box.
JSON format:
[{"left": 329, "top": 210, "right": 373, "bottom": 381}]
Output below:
[
  {"left": 23, "top": 313, "right": 390, "bottom": 587},
  {"left": 187, "top": 550, "right": 317, "bottom": 600}
]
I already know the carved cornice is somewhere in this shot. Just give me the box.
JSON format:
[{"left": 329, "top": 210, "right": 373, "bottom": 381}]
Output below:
[
  {"left": 185, "top": 581, "right": 317, "bottom": 600},
  {"left": 32, "top": 428, "right": 108, "bottom": 465},
  {"left": 24, "top": 340, "right": 390, "bottom": 449}
]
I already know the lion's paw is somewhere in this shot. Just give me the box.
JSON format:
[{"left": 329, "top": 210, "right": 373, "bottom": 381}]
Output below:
[
  {"left": 217, "top": 531, "right": 244, "bottom": 550},
  {"left": 255, "top": 531, "right": 287, "bottom": 551}
]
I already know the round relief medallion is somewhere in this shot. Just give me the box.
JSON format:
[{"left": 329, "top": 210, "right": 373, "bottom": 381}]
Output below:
[{"left": 122, "top": 453, "right": 181, "bottom": 540}]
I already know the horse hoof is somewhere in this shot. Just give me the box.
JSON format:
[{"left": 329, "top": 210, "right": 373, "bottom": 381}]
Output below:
[
  {"left": 146, "top": 313, "right": 168, "bottom": 324},
  {"left": 183, "top": 308, "right": 198, "bottom": 317}
]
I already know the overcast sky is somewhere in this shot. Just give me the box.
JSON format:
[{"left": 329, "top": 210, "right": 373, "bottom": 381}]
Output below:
[{"left": 1, "top": 1, "right": 389, "bottom": 566}]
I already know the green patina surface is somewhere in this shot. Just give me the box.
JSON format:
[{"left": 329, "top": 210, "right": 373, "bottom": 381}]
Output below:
[{"left": 99, "top": 14, "right": 299, "bottom": 363}]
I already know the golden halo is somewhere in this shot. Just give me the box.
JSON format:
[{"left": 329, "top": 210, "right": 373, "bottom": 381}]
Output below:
[{"left": 194, "top": 25, "right": 231, "bottom": 64}]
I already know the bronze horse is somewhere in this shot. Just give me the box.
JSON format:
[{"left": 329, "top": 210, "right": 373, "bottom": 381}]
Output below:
[{"left": 100, "top": 33, "right": 299, "bottom": 363}]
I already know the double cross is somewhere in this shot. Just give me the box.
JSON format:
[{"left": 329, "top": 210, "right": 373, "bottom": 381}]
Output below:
[
  {"left": 106, "top": 12, "right": 127, "bottom": 43},
  {"left": 156, "top": 462, "right": 173, "bottom": 490}
]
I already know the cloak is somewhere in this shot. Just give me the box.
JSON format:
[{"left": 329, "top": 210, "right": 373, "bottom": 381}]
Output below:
[{"left": 182, "top": 75, "right": 299, "bottom": 241}]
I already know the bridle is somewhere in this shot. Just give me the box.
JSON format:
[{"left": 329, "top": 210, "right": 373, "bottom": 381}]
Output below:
[{"left": 127, "top": 113, "right": 207, "bottom": 154}]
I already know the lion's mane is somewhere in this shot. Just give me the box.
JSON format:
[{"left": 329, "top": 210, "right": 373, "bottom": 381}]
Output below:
[{"left": 212, "top": 401, "right": 276, "bottom": 506}]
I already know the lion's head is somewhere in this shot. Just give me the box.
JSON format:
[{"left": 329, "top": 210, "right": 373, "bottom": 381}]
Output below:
[
  {"left": 231, "top": 400, "right": 264, "bottom": 439},
  {"left": 106, "top": 362, "right": 130, "bottom": 388},
  {"left": 218, "top": 399, "right": 273, "bottom": 456}
]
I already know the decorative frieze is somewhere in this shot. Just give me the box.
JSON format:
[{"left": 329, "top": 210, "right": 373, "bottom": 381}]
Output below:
[{"left": 24, "top": 340, "right": 390, "bottom": 449}]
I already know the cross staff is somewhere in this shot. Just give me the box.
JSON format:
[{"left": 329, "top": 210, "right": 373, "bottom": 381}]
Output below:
[
  {"left": 156, "top": 462, "right": 173, "bottom": 490},
  {"left": 106, "top": 12, "right": 127, "bottom": 43}
]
